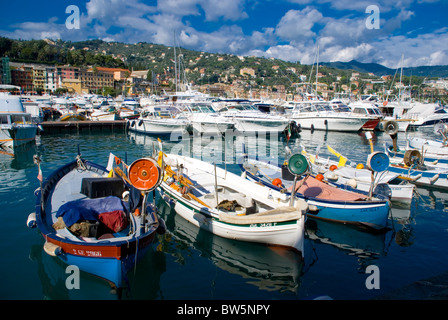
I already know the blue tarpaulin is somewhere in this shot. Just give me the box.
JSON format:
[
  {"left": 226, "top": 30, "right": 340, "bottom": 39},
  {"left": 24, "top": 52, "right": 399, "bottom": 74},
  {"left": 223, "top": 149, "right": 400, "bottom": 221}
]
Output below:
[{"left": 56, "top": 196, "right": 126, "bottom": 227}]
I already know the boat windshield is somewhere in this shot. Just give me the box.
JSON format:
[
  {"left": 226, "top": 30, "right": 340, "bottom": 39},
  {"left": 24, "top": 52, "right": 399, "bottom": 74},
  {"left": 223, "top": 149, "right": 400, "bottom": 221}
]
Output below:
[
  {"left": 315, "top": 103, "right": 332, "bottom": 112},
  {"left": 224, "top": 104, "right": 256, "bottom": 111},
  {"left": 352, "top": 107, "right": 367, "bottom": 115},
  {"left": 332, "top": 104, "right": 351, "bottom": 112},
  {"left": 189, "top": 104, "right": 215, "bottom": 113}
]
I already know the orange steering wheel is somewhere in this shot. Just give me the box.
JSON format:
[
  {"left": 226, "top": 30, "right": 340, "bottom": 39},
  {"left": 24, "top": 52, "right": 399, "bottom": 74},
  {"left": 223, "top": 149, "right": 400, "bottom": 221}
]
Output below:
[{"left": 128, "top": 158, "right": 161, "bottom": 191}]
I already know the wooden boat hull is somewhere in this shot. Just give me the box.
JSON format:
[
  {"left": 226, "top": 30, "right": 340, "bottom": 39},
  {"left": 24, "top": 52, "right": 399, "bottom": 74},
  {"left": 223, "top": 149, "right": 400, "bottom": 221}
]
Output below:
[
  {"left": 387, "top": 163, "right": 448, "bottom": 189},
  {"left": 158, "top": 154, "right": 307, "bottom": 254},
  {"left": 33, "top": 158, "right": 161, "bottom": 288},
  {"left": 239, "top": 158, "right": 390, "bottom": 230}
]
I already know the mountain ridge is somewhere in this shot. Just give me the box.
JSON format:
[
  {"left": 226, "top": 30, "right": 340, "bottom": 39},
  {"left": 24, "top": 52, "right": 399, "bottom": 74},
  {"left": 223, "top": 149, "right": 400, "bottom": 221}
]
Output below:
[{"left": 320, "top": 60, "right": 448, "bottom": 78}]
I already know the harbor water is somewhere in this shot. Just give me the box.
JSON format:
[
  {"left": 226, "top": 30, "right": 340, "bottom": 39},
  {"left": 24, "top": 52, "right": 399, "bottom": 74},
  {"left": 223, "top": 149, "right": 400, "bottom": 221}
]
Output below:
[{"left": 1, "top": 126, "right": 448, "bottom": 300}]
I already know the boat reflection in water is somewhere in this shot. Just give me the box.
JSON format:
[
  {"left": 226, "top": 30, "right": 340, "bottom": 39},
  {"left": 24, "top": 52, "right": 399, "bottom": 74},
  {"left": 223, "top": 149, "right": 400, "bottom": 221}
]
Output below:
[
  {"left": 305, "top": 218, "right": 388, "bottom": 261},
  {"left": 29, "top": 240, "right": 166, "bottom": 300},
  {"left": 157, "top": 199, "right": 304, "bottom": 294}
]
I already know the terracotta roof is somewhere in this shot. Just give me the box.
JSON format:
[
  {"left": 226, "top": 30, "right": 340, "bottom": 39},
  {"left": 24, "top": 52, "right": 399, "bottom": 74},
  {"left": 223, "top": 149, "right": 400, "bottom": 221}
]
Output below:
[{"left": 95, "top": 67, "right": 131, "bottom": 73}]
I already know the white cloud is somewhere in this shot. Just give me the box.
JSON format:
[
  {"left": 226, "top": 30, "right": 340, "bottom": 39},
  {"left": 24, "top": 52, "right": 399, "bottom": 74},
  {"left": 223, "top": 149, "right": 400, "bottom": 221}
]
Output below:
[
  {"left": 0, "top": 0, "right": 446, "bottom": 68},
  {"left": 275, "top": 8, "right": 324, "bottom": 42}
]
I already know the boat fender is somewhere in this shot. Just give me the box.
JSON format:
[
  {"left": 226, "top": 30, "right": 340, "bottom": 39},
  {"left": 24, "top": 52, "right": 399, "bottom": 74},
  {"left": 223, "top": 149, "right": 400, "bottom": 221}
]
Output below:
[
  {"left": 134, "top": 208, "right": 141, "bottom": 216},
  {"left": 138, "top": 120, "right": 143, "bottom": 126},
  {"left": 43, "top": 242, "right": 62, "bottom": 257},
  {"left": 316, "top": 174, "right": 324, "bottom": 181},
  {"left": 346, "top": 178, "right": 357, "bottom": 189},
  {"left": 156, "top": 217, "right": 167, "bottom": 235},
  {"left": 272, "top": 178, "right": 282, "bottom": 187},
  {"left": 329, "top": 165, "right": 338, "bottom": 171},
  {"left": 27, "top": 212, "right": 37, "bottom": 228},
  {"left": 122, "top": 190, "right": 130, "bottom": 201},
  {"left": 356, "top": 163, "right": 364, "bottom": 169},
  {"left": 131, "top": 120, "right": 135, "bottom": 127},
  {"left": 308, "top": 205, "right": 319, "bottom": 214}
]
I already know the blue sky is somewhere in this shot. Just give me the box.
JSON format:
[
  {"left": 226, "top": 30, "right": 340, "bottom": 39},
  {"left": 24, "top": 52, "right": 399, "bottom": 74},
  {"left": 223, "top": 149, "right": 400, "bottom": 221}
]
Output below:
[{"left": 1, "top": 0, "right": 447, "bottom": 68}]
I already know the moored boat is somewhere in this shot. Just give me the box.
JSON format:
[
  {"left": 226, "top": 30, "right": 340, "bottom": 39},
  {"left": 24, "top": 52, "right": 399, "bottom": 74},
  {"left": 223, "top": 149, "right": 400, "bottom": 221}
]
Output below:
[
  {"left": 217, "top": 103, "right": 289, "bottom": 133},
  {"left": 157, "top": 152, "right": 308, "bottom": 254},
  {"left": 283, "top": 100, "right": 369, "bottom": 132},
  {"left": 239, "top": 150, "right": 391, "bottom": 231},
  {"left": 28, "top": 152, "right": 165, "bottom": 289},
  {"left": 305, "top": 145, "right": 415, "bottom": 203},
  {"left": 127, "top": 105, "right": 192, "bottom": 135},
  {"left": 0, "top": 92, "right": 38, "bottom": 149}
]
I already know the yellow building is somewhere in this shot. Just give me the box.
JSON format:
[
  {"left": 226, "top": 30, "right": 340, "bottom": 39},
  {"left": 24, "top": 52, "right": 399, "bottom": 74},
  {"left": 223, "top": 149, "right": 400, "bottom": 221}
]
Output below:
[
  {"left": 61, "top": 78, "right": 83, "bottom": 94},
  {"left": 32, "top": 67, "right": 45, "bottom": 90},
  {"left": 79, "top": 68, "right": 114, "bottom": 92}
]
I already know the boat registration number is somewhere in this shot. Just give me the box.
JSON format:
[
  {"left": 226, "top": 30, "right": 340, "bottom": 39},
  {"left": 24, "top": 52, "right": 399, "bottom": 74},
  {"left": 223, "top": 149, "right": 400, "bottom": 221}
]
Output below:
[
  {"left": 250, "top": 223, "right": 277, "bottom": 228},
  {"left": 72, "top": 249, "right": 102, "bottom": 257}
]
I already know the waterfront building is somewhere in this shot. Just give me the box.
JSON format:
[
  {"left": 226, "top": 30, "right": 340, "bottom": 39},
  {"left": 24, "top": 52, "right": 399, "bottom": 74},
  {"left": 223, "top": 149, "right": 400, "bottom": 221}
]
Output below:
[
  {"left": 45, "top": 66, "right": 58, "bottom": 92},
  {"left": 1, "top": 57, "right": 11, "bottom": 84},
  {"left": 10, "top": 64, "right": 33, "bottom": 93}
]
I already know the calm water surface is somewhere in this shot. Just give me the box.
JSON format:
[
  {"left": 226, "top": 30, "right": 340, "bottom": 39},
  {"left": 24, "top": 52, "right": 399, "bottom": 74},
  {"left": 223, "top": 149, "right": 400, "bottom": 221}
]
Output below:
[{"left": 1, "top": 126, "right": 448, "bottom": 300}]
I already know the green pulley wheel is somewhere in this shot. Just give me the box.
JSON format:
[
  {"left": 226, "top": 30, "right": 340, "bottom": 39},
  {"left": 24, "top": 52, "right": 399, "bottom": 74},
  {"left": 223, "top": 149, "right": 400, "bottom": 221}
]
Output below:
[{"left": 287, "top": 154, "right": 308, "bottom": 176}]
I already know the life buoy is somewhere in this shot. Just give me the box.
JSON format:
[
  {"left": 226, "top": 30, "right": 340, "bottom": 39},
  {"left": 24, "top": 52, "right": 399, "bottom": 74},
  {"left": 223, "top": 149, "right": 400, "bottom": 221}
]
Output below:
[
  {"left": 272, "top": 178, "right": 282, "bottom": 187},
  {"left": 383, "top": 101, "right": 388, "bottom": 106}
]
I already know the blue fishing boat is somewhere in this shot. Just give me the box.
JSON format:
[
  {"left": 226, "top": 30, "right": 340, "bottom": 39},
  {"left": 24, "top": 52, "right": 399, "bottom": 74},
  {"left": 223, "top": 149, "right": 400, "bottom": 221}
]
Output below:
[
  {"left": 27, "top": 151, "right": 166, "bottom": 289},
  {"left": 239, "top": 150, "right": 391, "bottom": 231}
]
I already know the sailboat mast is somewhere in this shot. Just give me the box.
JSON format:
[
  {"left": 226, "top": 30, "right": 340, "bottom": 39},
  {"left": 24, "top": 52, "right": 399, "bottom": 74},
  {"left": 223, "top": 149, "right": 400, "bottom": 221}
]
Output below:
[
  {"left": 315, "top": 44, "right": 319, "bottom": 98},
  {"left": 174, "top": 32, "right": 178, "bottom": 93},
  {"left": 399, "top": 54, "right": 403, "bottom": 101}
]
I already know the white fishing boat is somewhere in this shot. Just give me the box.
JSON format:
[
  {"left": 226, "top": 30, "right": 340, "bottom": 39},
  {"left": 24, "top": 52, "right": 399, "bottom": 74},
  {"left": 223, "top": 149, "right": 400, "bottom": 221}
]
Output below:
[
  {"left": 157, "top": 152, "right": 308, "bottom": 254},
  {"left": 0, "top": 92, "right": 38, "bottom": 149},
  {"left": 309, "top": 151, "right": 414, "bottom": 203},
  {"left": 385, "top": 123, "right": 448, "bottom": 168},
  {"left": 89, "top": 107, "right": 119, "bottom": 121},
  {"left": 181, "top": 103, "right": 234, "bottom": 135},
  {"left": 302, "top": 144, "right": 415, "bottom": 203},
  {"left": 217, "top": 103, "right": 289, "bottom": 133},
  {"left": 387, "top": 159, "right": 448, "bottom": 189},
  {"left": 128, "top": 105, "right": 192, "bottom": 135}
]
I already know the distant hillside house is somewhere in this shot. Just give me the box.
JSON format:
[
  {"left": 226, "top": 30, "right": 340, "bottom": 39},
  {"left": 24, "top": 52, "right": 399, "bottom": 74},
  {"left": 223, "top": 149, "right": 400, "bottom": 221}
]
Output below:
[{"left": 240, "top": 67, "right": 255, "bottom": 77}]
